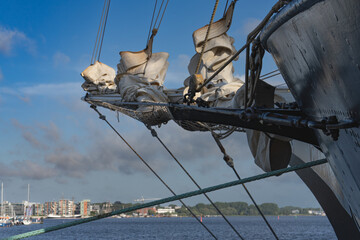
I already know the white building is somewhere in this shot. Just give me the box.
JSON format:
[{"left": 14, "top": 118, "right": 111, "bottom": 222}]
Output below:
[{"left": 157, "top": 207, "right": 175, "bottom": 214}]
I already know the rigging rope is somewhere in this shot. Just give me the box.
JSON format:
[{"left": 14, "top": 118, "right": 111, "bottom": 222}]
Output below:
[
  {"left": 90, "top": 0, "right": 107, "bottom": 65},
  {"left": 146, "top": 0, "right": 170, "bottom": 46},
  {"left": 210, "top": 130, "right": 279, "bottom": 240},
  {"left": 147, "top": 0, "right": 158, "bottom": 43},
  {"left": 260, "top": 72, "right": 282, "bottom": 81},
  {"left": 156, "top": 0, "right": 170, "bottom": 31},
  {"left": 194, "top": 0, "right": 289, "bottom": 101},
  {"left": 90, "top": 105, "right": 218, "bottom": 240},
  {"left": 223, "top": 0, "right": 230, "bottom": 16},
  {"left": 5, "top": 159, "right": 328, "bottom": 240},
  {"left": 147, "top": 126, "right": 245, "bottom": 240},
  {"left": 195, "top": 0, "right": 219, "bottom": 75},
  {"left": 97, "top": 0, "right": 111, "bottom": 62},
  {"left": 90, "top": 0, "right": 111, "bottom": 64},
  {"left": 260, "top": 69, "right": 280, "bottom": 78}
]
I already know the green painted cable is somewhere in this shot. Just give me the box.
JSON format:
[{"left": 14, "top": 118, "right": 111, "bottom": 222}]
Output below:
[{"left": 4, "top": 158, "right": 327, "bottom": 240}]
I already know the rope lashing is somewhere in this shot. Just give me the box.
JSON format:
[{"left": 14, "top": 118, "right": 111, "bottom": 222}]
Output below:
[
  {"left": 210, "top": 131, "right": 279, "bottom": 240},
  {"left": 4, "top": 158, "right": 327, "bottom": 240},
  {"left": 244, "top": 0, "right": 289, "bottom": 107},
  {"left": 247, "top": 39, "right": 265, "bottom": 107},
  {"left": 147, "top": 126, "right": 245, "bottom": 240},
  {"left": 89, "top": 105, "right": 218, "bottom": 239}
]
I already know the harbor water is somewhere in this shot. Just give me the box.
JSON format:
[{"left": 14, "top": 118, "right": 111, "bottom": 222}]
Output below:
[{"left": 0, "top": 216, "right": 336, "bottom": 239}]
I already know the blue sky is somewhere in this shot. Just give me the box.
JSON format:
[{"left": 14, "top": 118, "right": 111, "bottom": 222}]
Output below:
[{"left": 0, "top": 0, "right": 320, "bottom": 208}]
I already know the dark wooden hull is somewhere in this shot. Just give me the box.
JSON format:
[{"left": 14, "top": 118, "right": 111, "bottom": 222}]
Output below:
[{"left": 260, "top": 0, "right": 360, "bottom": 226}]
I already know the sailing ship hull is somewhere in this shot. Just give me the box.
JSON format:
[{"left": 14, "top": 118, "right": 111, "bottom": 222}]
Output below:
[{"left": 260, "top": 0, "right": 360, "bottom": 224}]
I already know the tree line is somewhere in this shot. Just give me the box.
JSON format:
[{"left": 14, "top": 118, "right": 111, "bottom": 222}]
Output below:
[
  {"left": 175, "top": 202, "right": 321, "bottom": 216},
  {"left": 96, "top": 201, "right": 321, "bottom": 216}
]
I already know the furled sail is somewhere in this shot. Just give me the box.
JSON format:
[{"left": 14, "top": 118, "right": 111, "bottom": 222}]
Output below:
[{"left": 80, "top": 1, "right": 291, "bottom": 172}]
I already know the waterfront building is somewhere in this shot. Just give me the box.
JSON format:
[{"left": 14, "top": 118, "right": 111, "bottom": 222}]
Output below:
[
  {"left": 12, "top": 203, "right": 25, "bottom": 216},
  {"left": 33, "top": 203, "right": 44, "bottom": 216},
  {"left": 58, "top": 199, "right": 75, "bottom": 216},
  {"left": 80, "top": 199, "right": 91, "bottom": 216},
  {"left": 44, "top": 201, "right": 58, "bottom": 215},
  {"left": 157, "top": 207, "right": 175, "bottom": 214},
  {"left": 1, "top": 201, "right": 16, "bottom": 217},
  {"left": 101, "top": 202, "right": 112, "bottom": 214},
  {"left": 136, "top": 207, "right": 156, "bottom": 216}
]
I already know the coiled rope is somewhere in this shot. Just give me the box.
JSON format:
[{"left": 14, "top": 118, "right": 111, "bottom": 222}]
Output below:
[{"left": 4, "top": 159, "right": 327, "bottom": 240}]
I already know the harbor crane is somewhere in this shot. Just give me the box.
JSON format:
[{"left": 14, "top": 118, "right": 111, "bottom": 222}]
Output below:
[{"left": 134, "top": 196, "right": 160, "bottom": 203}]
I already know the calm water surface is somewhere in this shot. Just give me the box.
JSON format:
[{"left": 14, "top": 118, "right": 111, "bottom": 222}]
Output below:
[{"left": 0, "top": 216, "right": 336, "bottom": 239}]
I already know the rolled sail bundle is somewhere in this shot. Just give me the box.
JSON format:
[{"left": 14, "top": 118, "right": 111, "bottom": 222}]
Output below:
[
  {"left": 182, "top": 1, "right": 291, "bottom": 172},
  {"left": 184, "top": 2, "right": 243, "bottom": 109},
  {"left": 114, "top": 47, "right": 172, "bottom": 126},
  {"left": 81, "top": 61, "right": 117, "bottom": 94},
  {"left": 81, "top": 44, "right": 173, "bottom": 126}
]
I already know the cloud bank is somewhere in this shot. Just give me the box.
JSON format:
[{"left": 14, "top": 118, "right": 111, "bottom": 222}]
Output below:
[{"left": 0, "top": 26, "right": 36, "bottom": 56}]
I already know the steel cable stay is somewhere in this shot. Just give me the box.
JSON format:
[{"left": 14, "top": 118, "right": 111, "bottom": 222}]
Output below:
[
  {"left": 89, "top": 105, "right": 218, "bottom": 240},
  {"left": 4, "top": 158, "right": 328, "bottom": 240},
  {"left": 91, "top": 0, "right": 111, "bottom": 65},
  {"left": 146, "top": 0, "right": 170, "bottom": 46},
  {"left": 209, "top": 130, "right": 280, "bottom": 240},
  {"left": 97, "top": 0, "right": 111, "bottom": 62},
  {"left": 90, "top": 0, "right": 107, "bottom": 65},
  {"left": 146, "top": 0, "right": 158, "bottom": 44},
  {"left": 146, "top": 126, "right": 245, "bottom": 240}
]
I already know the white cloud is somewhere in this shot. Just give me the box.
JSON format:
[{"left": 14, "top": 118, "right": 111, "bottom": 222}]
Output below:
[
  {"left": 53, "top": 51, "right": 70, "bottom": 67},
  {"left": 0, "top": 82, "right": 82, "bottom": 103},
  {"left": 164, "top": 54, "right": 190, "bottom": 88},
  {"left": 0, "top": 26, "right": 36, "bottom": 56},
  {"left": 21, "top": 82, "right": 80, "bottom": 96},
  {"left": 0, "top": 82, "right": 81, "bottom": 97}
]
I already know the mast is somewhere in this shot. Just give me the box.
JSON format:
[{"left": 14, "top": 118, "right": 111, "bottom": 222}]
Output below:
[
  {"left": 27, "top": 184, "right": 30, "bottom": 202},
  {"left": 1, "top": 182, "right": 3, "bottom": 217}
]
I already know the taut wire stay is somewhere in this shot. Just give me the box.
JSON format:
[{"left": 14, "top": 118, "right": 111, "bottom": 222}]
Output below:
[
  {"left": 4, "top": 158, "right": 328, "bottom": 240},
  {"left": 147, "top": 126, "right": 245, "bottom": 239}
]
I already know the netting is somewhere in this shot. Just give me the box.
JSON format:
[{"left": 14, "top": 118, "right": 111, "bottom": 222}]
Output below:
[{"left": 88, "top": 100, "right": 172, "bottom": 126}]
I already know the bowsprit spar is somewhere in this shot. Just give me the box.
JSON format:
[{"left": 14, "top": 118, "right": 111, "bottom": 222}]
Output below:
[
  {"left": 8, "top": 0, "right": 360, "bottom": 239},
  {"left": 80, "top": 0, "right": 360, "bottom": 239},
  {"left": 85, "top": 1, "right": 281, "bottom": 239}
]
